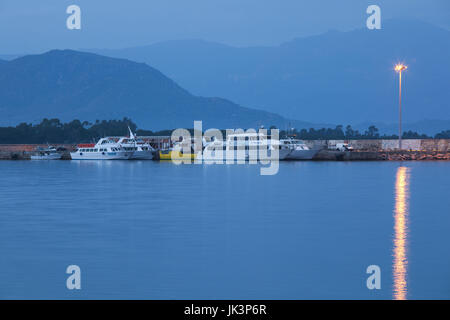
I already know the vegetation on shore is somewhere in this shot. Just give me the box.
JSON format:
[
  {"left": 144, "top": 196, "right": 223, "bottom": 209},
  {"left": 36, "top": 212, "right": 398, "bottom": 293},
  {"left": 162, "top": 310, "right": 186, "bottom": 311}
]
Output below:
[
  {"left": 278, "top": 125, "right": 435, "bottom": 140},
  {"left": 0, "top": 118, "right": 449, "bottom": 144},
  {"left": 0, "top": 118, "right": 170, "bottom": 144}
]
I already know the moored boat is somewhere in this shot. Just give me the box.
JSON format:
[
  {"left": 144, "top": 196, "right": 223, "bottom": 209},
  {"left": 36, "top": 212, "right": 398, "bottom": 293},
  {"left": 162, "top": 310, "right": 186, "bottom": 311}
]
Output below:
[
  {"left": 31, "top": 146, "right": 62, "bottom": 160},
  {"left": 116, "top": 127, "right": 155, "bottom": 160},
  {"left": 281, "top": 138, "right": 321, "bottom": 160},
  {"left": 70, "top": 138, "right": 132, "bottom": 160},
  {"left": 199, "top": 132, "right": 291, "bottom": 161},
  {"left": 158, "top": 149, "right": 196, "bottom": 161}
]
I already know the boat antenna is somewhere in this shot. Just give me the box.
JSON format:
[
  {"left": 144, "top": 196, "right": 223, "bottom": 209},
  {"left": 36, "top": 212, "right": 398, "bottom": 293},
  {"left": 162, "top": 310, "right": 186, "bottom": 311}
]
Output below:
[{"left": 128, "top": 126, "right": 135, "bottom": 139}]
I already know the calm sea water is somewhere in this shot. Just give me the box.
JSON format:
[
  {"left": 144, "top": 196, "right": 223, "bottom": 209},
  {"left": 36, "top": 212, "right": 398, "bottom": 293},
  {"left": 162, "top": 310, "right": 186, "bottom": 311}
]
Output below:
[{"left": 0, "top": 160, "right": 449, "bottom": 299}]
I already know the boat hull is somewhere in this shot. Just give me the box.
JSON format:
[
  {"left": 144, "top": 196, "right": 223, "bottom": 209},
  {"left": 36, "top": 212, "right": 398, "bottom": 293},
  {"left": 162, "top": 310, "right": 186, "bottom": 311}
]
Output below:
[
  {"left": 31, "top": 153, "right": 62, "bottom": 160},
  {"left": 130, "top": 150, "right": 154, "bottom": 160},
  {"left": 158, "top": 150, "right": 196, "bottom": 161},
  {"left": 198, "top": 148, "right": 291, "bottom": 161},
  {"left": 70, "top": 151, "right": 131, "bottom": 160},
  {"left": 285, "top": 149, "right": 320, "bottom": 160}
]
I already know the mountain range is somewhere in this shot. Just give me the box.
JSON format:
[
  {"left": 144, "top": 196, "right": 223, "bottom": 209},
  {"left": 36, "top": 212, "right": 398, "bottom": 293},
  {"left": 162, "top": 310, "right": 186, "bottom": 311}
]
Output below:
[
  {"left": 91, "top": 19, "right": 450, "bottom": 128},
  {"left": 0, "top": 19, "right": 449, "bottom": 133},
  {"left": 0, "top": 50, "right": 294, "bottom": 130}
]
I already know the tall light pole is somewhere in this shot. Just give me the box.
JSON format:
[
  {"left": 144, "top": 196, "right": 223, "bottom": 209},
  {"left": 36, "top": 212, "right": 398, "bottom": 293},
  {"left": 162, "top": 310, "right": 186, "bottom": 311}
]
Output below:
[{"left": 395, "top": 64, "right": 407, "bottom": 150}]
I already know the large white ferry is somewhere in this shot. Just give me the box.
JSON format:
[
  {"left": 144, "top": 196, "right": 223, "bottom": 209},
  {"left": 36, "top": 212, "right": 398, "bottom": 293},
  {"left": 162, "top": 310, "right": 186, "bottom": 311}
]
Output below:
[
  {"left": 70, "top": 138, "right": 133, "bottom": 160},
  {"left": 199, "top": 132, "right": 291, "bottom": 161}
]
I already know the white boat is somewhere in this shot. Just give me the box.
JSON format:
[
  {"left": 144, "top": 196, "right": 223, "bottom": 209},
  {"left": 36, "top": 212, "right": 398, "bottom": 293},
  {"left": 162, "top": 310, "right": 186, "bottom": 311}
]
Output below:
[
  {"left": 116, "top": 128, "right": 155, "bottom": 160},
  {"left": 31, "top": 146, "right": 62, "bottom": 160},
  {"left": 199, "top": 132, "right": 291, "bottom": 161},
  {"left": 281, "top": 138, "right": 321, "bottom": 160},
  {"left": 70, "top": 138, "right": 133, "bottom": 160}
]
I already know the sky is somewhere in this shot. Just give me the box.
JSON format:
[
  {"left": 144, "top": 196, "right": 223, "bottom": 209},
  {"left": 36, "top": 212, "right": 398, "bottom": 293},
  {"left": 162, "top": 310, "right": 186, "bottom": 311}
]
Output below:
[{"left": 0, "top": 0, "right": 449, "bottom": 53}]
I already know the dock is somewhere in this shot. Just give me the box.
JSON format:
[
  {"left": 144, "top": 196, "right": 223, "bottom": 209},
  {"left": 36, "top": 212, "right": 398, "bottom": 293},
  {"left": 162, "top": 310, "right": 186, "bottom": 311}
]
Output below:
[{"left": 0, "top": 139, "right": 449, "bottom": 161}]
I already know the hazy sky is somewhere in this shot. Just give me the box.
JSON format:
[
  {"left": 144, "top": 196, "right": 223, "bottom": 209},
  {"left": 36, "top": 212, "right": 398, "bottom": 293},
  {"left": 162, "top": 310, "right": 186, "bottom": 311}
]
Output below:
[{"left": 0, "top": 0, "right": 449, "bottom": 53}]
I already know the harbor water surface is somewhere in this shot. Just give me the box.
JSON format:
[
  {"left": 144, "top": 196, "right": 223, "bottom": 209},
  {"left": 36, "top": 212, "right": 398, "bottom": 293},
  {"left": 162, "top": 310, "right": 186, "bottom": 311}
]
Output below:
[{"left": 0, "top": 161, "right": 449, "bottom": 299}]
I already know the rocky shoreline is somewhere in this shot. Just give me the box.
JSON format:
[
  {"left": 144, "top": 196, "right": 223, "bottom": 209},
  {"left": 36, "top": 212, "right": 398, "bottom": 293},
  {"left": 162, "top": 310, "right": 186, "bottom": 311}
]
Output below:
[{"left": 313, "top": 150, "right": 450, "bottom": 161}]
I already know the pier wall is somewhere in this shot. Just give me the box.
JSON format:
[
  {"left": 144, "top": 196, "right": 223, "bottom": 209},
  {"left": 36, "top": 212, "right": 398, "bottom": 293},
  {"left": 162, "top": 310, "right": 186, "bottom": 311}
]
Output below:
[
  {"left": 0, "top": 144, "right": 75, "bottom": 160},
  {"left": 0, "top": 144, "right": 74, "bottom": 152},
  {"left": 0, "top": 139, "right": 449, "bottom": 160},
  {"left": 1, "top": 139, "right": 449, "bottom": 153},
  {"left": 306, "top": 139, "right": 450, "bottom": 152},
  {"left": 313, "top": 150, "right": 450, "bottom": 161}
]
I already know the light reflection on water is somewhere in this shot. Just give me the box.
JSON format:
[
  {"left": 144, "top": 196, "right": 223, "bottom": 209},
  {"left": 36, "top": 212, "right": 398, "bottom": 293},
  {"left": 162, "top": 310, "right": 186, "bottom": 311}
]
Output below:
[{"left": 393, "top": 166, "right": 411, "bottom": 300}]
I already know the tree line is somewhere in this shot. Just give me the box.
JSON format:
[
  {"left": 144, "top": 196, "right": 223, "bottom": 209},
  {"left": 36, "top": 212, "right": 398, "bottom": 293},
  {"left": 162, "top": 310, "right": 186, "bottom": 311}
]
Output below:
[
  {"left": 0, "top": 118, "right": 169, "bottom": 144},
  {"left": 277, "top": 125, "right": 441, "bottom": 140},
  {"left": 0, "top": 119, "right": 449, "bottom": 144}
]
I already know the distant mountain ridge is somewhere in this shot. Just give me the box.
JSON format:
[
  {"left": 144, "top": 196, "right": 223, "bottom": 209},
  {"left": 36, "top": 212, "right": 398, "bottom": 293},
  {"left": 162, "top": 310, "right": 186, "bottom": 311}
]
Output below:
[
  {"left": 0, "top": 50, "right": 294, "bottom": 130},
  {"left": 91, "top": 19, "right": 450, "bottom": 126},
  {"left": 1, "top": 20, "right": 449, "bottom": 134},
  {"left": 0, "top": 54, "right": 20, "bottom": 61}
]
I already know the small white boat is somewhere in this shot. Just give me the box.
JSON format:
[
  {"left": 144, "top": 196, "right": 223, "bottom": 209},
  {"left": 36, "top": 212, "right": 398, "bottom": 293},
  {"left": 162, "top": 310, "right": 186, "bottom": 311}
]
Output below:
[
  {"left": 31, "top": 146, "right": 62, "bottom": 160},
  {"left": 70, "top": 138, "right": 132, "bottom": 160},
  {"left": 281, "top": 138, "right": 321, "bottom": 160},
  {"left": 117, "top": 127, "right": 155, "bottom": 160}
]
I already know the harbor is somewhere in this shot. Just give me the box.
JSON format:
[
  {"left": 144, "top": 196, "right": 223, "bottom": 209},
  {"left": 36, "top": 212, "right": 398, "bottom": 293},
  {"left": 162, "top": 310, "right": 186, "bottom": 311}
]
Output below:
[
  {"left": 1, "top": 2, "right": 450, "bottom": 302},
  {"left": 1, "top": 138, "right": 449, "bottom": 161}
]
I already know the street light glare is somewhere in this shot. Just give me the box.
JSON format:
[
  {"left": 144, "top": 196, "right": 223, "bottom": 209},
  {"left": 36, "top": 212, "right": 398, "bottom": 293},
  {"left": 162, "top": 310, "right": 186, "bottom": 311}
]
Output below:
[
  {"left": 395, "top": 62, "right": 408, "bottom": 150},
  {"left": 395, "top": 64, "right": 407, "bottom": 72}
]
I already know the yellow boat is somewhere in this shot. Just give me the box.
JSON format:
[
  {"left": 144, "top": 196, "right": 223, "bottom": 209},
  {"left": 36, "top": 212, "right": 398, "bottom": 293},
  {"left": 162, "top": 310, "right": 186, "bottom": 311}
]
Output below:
[{"left": 158, "top": 150, "right": 196, "bottom": 161}]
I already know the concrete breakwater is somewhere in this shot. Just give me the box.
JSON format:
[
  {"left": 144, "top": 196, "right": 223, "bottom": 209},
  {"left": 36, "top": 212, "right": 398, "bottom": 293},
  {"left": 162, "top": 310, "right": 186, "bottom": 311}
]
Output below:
[
  {"left": 313, "top": 150, "right": 450, "bottom": 161},
  {"left": 305, "top": 138, "right": 450, "bottom": 152},
  {"left": 307, "top": 138, "right": 450, "bottom": 161},
  {"left": 0, "top": 139, "right": 449, "bottom": 161}
]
